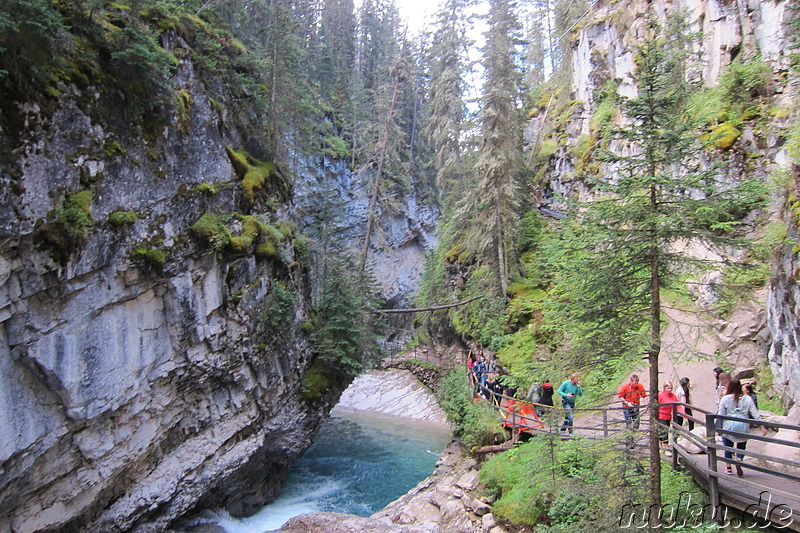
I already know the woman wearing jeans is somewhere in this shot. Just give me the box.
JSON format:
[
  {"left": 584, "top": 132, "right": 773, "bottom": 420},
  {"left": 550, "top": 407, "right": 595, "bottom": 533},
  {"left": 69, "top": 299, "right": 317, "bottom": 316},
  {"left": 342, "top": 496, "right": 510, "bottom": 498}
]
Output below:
[{"left": 717, "top": 379, "right": 763, "bottom": 476}]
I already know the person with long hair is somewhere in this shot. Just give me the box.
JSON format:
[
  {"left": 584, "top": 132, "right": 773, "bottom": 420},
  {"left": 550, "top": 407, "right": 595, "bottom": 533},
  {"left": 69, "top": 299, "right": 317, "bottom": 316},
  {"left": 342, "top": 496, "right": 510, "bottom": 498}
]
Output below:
[
  {"left": 717, "top": 379, "right": 761, "bottom": 476},
  {"left": 675, "top": 377, "right": 694, "bottom": 431},
  {"left": 713, "top": 367, "right": 731, "bottom": 406}
]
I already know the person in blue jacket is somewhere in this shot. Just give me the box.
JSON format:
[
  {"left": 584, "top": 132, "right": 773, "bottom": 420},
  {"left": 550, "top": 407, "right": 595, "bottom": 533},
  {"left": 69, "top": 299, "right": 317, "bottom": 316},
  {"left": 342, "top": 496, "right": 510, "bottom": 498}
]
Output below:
[{"left": 558, "top": 373, "right": 583, "bottom": 436}]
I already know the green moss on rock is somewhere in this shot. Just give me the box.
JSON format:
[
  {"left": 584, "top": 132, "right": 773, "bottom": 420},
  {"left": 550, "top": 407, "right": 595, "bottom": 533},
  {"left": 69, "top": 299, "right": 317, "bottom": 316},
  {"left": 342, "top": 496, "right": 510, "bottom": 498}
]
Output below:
[
  {"left": 229, "top": 216, "right": 262, "bottom": 253},
  {"left": 706, "top": 122, "right": 740, "bottom": 150},
  {"left": 189, "top": 212, "right": 231, "bottom": 253},
  {"left": 108, "top": 210, "right": 138, "bottom": 226},
  {"left": 254, "top": 240, "right": 277, "bottom": 259},
  {"left": 134, "top": 246, "right": 168, "bottom": 269},
  {"left": 225, "top": 146, "right": 277, "bottom": 205}
]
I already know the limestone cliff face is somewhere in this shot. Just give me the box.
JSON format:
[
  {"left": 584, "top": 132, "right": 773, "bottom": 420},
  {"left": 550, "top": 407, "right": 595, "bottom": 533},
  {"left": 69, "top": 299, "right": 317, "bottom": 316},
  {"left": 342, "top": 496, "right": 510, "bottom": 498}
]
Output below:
[
  {"left": 0, "top": 28, "right": 434, "bottom": 533},
  {"left": 293, "top": 156, "right": 438, "bottom": 311},
  {"left": 533, "top": 0, "right": 799, "bottom": 405}
]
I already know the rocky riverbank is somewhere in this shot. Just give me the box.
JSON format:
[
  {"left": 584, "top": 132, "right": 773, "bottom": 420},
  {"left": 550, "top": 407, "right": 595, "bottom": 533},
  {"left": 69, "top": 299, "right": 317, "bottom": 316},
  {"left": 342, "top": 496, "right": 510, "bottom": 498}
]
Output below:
[
  {"left": 275, "top": 439, "right": 506, "bottom": 533},
  {"left": 268, "top": 368, "right": 506, "bottom": 533},
  {"left": 180, "top": 367, "right": 506, "bottom": 533}
]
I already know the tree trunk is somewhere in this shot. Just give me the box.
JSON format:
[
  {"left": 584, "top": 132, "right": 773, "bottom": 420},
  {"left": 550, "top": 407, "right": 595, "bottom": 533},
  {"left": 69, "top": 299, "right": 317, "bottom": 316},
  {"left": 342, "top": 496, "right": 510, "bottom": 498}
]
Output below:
[
  {"left": 472, "top": 441, "right": 514, "bottom": 454},
  {"left": 377, "top": 296, "right": 482, "bottom": 313},
  {"left": 360, "top": 67, "right": 401, "bottom": 271},
  {"left": 496, "top": 192, "right": 509, "bottom": 295},
  {"left": 648, "top": 183, "right": 663, "bottom": 527}
]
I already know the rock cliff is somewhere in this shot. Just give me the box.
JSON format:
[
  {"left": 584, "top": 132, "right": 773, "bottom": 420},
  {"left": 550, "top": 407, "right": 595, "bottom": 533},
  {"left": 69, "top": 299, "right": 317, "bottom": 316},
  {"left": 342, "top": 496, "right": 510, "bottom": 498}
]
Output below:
[
  {"left": 0, "top": 27, "right": 435, "bottom": 533},
  {"left": 532, "top": 0, "right": 799, "bottom": 407}
]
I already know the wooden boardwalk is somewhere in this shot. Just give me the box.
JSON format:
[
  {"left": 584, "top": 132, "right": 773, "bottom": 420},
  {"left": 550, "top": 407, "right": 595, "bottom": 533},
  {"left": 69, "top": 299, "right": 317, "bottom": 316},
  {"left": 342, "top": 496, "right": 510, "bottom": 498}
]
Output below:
[{"left": 485, "top": 391, "right": 800, "bottom": 531}]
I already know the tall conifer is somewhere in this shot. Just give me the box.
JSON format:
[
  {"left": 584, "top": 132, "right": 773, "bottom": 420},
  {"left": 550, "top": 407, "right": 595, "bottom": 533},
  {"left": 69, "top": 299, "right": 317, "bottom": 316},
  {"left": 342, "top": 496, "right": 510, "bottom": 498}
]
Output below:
[
  {"left": 426, "top": 0, "right": 475, "bottom": 198},
  {"left": 543, "top": 15, "right": 767, "bottom": 512},
  {"left": 472, "top": 0, "right": 526, "bottom": 295}
]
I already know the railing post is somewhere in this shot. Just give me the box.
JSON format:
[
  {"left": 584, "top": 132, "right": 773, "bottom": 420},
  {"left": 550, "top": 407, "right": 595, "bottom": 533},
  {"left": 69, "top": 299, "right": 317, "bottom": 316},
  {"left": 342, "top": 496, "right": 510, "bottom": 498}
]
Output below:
[
  {"left": 602, "top": 408, "right": 608, "bottom": 438},
  {"left": 511, "top": 408, "right": 518, "bottom": 443},
  {"left": 671, "top": 404, "right": 679, "bottom": 469},
  {"left": 705, "top": 413, "right": 721, "bottom": 523}
]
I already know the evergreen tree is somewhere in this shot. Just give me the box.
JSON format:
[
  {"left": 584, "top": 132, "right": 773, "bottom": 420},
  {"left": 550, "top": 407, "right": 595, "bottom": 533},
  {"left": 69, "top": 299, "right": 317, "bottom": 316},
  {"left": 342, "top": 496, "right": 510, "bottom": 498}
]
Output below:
[
  {"left": 553, "top": 0, "right": 589, "bottom": 71},
  {"left": 471, "top": 0, "right": 527, "bottom": 295},
  {"left": 522, "top": 0, "right": 553, "bottom": 85},
  {"left": 319, "top": 0, "right": 356, "bottom": 108},
  {"left": 543, "top": 16, "right": 767, "bottom": 511},
  {"left": 312, "top": 259, "right": 386, "bottom": 375},
  {"left": 425, "top": 0, "right": 476, "bottom": 198}
]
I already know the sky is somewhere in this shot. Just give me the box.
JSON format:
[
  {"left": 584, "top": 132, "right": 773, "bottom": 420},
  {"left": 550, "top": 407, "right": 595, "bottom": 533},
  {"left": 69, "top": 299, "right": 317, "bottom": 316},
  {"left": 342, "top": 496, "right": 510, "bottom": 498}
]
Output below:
[{"left": 396, "top": 0, "right": 437, "bottom": 33}]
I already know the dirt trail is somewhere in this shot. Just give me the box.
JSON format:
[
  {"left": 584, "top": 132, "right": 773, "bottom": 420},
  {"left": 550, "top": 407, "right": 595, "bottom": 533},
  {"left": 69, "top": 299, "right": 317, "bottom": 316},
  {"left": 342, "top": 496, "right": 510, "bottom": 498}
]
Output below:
[{"left": 640, "top": 306, "right": 724, "bottom": 414}]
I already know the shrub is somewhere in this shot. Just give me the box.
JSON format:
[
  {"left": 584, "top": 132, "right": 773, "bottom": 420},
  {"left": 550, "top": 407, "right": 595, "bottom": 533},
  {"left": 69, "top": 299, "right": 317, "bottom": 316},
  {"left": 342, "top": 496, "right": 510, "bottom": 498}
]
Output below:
[
  {"left": 0, "top": 0, "right": 72, "bottom": 96},
  {"left": 436, "top": 370, "right": 505, "bottom": 449},
  {"left": 134, "top": 245, "right": 168, "bottom": 269},
  {"left": 300, "top": 359, "right": 334, "bottom": 401},
  {"left": 104, "top": 22, "right": 176, "bottom": 116}
]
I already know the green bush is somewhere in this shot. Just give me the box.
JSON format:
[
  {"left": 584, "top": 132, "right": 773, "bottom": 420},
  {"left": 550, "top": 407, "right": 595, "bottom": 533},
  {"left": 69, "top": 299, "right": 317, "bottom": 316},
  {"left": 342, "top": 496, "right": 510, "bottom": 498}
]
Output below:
[
  {"left": 56, "top": 191, "right": 94, "bottom": 246},
  {"left": 481, "top": 435, "right": 651, "bottom": 530},
  {"left": 258, "top": 282, "right": 296, "bottom": 340},
  {"left": 436, "top": 371, "right": 505, "bottom": 449},
  {"left": 300, "top": 359, "right": 333, "bottom": 401},
  {"left": 0, "top": 0, "right": 72, "bottom": 96},
  {"left": 33, "top": 190, "right": 94, "bottom": 262},
  {"left": 105, "top": 23, "right": 176, "bottom": 116}
]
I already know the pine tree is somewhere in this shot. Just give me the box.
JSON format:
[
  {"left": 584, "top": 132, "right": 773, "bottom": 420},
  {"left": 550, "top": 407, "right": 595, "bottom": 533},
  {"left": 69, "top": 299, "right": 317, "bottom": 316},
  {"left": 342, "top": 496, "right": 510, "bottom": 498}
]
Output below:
[
  {"left": 319, "top": 0, "right": 356, "bottom": 107},
  {"left": 522, "top": 0, "right": 553, "bottom": 85},
  {"left": 425, "top": 0, "right": 476, "bottom": 198},
  {"left": 471, "top": 0, "right": 527, "bottom": 295},
  {"left": 312, "top": 259, "right": 386, "bottom": 375},
  {"left": 543, "top": 15, "right": 767, "bottom": 512}
]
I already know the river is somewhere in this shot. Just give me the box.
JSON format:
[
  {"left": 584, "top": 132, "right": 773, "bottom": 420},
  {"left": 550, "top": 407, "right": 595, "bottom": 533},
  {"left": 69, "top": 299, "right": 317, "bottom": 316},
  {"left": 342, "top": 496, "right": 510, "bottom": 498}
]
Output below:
[{"left": 206, "top": 406, "right": 452, "bottom": 532}]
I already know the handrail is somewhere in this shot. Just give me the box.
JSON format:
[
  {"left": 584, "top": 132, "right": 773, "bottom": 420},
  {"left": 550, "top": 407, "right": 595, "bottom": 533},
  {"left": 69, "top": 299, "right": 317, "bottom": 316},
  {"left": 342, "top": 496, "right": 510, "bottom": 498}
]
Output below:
[{"left": 480, "top": 389, "right": 800, "bottom": 527}]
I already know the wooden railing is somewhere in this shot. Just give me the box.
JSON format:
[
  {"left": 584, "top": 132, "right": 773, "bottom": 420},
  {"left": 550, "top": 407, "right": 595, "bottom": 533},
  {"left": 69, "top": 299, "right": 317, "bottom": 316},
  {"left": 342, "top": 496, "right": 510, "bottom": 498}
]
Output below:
[
  {"left": 666, "top": 402, "right": 800, "bottom": 530},
  {"left": 481, "top": 389, "right": 800, "bottom": 530}
]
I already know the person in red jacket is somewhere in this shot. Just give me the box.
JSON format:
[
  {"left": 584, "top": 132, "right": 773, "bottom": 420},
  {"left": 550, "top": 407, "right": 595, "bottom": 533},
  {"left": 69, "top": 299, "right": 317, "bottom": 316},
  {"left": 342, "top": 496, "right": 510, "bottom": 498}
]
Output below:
[
  {"left": 618, "top": 374, "right": 647, "bottom": 430},
  {"left": 658, "top": 381, "right": 680, "bottom": 448}
]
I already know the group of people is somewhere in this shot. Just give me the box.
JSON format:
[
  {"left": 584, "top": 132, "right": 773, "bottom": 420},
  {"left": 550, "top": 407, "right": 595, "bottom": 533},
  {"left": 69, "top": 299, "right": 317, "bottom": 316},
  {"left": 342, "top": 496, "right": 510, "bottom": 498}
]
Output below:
[
  {"left": 467, "top": 350, "right": 516, "bottom": 402},
  {"left": 617, "top": 367, "right": 766, "bottom": 476},
  {"left": 467, "top": 353, "right": 766, "bottom": 469}
]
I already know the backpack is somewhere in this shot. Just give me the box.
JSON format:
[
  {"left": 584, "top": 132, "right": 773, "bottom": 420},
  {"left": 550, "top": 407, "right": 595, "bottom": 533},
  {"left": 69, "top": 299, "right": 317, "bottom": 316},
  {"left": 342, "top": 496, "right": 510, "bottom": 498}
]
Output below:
[{"left": 722, "top": 397, "right": 750, "bottom": 435}]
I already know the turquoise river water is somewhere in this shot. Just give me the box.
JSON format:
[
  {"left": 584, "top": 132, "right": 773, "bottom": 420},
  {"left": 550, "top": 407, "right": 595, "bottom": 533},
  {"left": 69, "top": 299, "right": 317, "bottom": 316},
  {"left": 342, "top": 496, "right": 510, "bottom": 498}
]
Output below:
[{"left": 205, "top": 407, "right": 452, "bottom": 532}]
